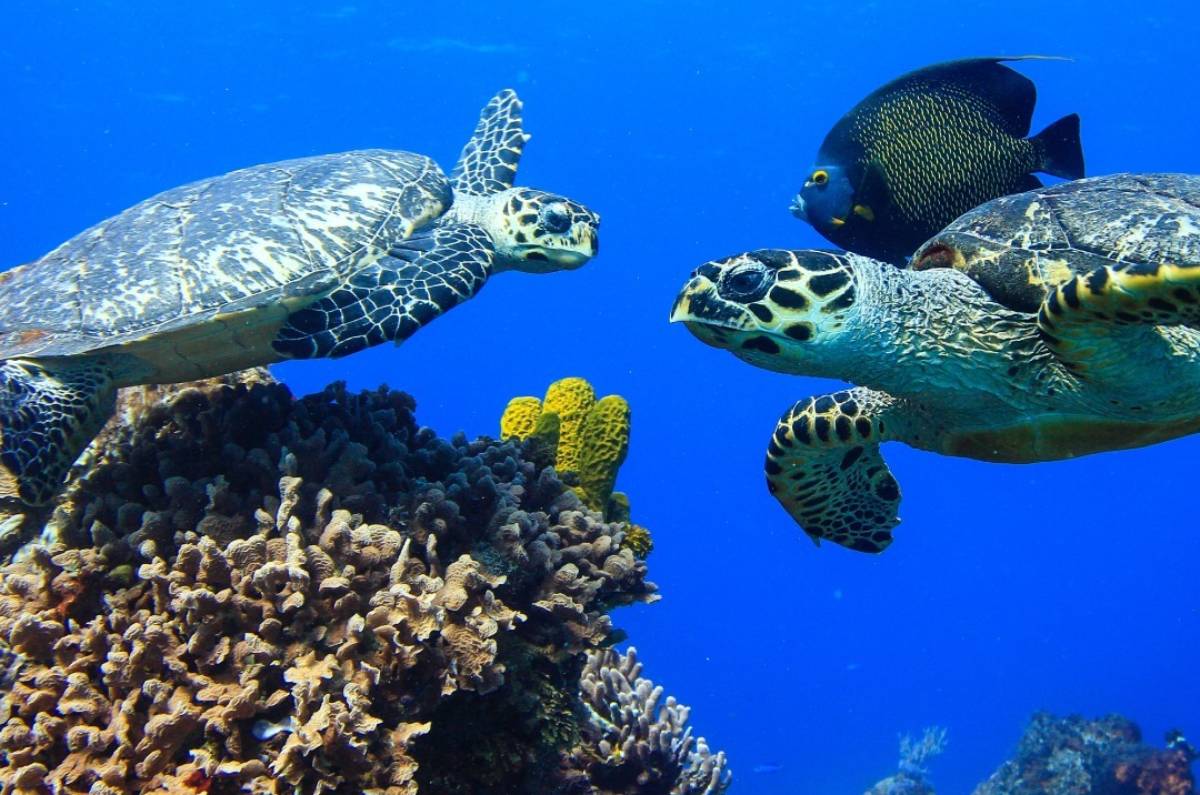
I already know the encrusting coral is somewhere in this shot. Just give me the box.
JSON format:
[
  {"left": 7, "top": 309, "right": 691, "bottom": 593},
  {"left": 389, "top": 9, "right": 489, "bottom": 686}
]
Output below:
[{"left": 0, "top": 370, "right": 725, "bottom": 794}]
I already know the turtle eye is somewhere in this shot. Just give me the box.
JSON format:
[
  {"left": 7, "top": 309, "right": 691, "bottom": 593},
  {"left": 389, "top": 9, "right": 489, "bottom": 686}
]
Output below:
[
  {"left": 541, "top": 203, "right": 572, "bottom": 234},
  {"left": 721, "top": 263, "right": 771, "bottom": 302},
  {"left": 811, "top": 170, "right": 829, "bottom": 186}
]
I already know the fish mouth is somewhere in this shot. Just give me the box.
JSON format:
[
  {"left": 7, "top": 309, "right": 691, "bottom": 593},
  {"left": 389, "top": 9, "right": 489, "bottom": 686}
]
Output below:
[{"left": 789, "top": 194, "right": 806, "bottom": 219}]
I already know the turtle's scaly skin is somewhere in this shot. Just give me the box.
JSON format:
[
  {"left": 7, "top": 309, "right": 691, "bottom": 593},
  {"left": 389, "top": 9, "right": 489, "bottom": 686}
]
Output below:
[{"left": 673, "top": 175, "right": 1200, "bottom": 552}]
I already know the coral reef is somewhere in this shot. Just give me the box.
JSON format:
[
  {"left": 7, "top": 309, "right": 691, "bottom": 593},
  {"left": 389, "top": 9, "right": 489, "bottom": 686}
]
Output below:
[
  {"left": 572, "top": 647, "right": 731, "bottom": 795},
  {"left": 500, "top": 377, "right": 631, "bottom": 519},
  {"left": 972, "top": 712, "right": 1195, "bottom": 795},
  {"left": 865, "top": 726, "right": 947, "bottom": 795},
  {"left": 0, "top": 371, "right": 724, "bottom": 794}
]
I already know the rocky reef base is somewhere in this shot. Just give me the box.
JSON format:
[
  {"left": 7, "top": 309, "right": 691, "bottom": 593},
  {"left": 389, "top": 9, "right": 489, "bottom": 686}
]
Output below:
[
  {"left": 972, "top": 712, "right": 1195, "bottom": 795},
  {"left": 0, "top": 371, "right": 730, "bottom": 795}
]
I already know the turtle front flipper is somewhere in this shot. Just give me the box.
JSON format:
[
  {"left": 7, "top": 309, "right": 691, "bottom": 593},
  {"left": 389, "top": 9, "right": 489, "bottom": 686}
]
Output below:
[
  {"left": 766, "top": 387, "right": 903, "bottom": 553},
  {"left": 1038, "top": 262, "right": 1200, "bottom": 377},
  {"left": 451, "top": 89, "right": 528, "bottom": 196},
  {"left": 0, "top": 358, "right": 117, "bottom": 504},
  {"left": 272, "top": 223, "right": 495, "bottom": 360}
]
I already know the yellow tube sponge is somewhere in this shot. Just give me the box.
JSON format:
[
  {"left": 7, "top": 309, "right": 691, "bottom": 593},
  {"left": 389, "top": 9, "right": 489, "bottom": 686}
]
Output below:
[
  {"left": 577, "top": 395, "right": 630, "bottom": 513},
  {"left": 542, "top": 377, "right": 596, "bottom": 475},
  {"left": 500, "top": 396, "right": 544, "bottom": 441}
]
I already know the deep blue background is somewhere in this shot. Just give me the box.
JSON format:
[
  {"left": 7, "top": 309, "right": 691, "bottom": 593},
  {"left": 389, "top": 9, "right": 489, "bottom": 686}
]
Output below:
[{"left": 3, "top": 2, "right": 1198, "bottom": 792}]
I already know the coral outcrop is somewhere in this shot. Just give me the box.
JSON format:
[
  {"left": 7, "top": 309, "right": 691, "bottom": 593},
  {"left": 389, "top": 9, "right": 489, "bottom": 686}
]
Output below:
[
  {"left": 972, "top": 713, "right": 1195, "bottom": 795},
  {"left": 573, "top": 647, "right": 731, "bottom": 795},
  {"left": 0, "top": 371, "right": 724, "bottom": 794},
  {"left": 864, "top": 726, "right": 946, "bottom": 795}
]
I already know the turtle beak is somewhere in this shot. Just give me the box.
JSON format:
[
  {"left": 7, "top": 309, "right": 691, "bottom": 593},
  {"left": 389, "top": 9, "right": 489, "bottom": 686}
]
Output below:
[
  {"left": 582, "top": 225, "right": 599, "bottom": 257},
  {"left": 669, "top": 275, "right": 711, "bottom": 325},
  {"left": 670, "top": 274, "right": 744, "bottom": 331}
]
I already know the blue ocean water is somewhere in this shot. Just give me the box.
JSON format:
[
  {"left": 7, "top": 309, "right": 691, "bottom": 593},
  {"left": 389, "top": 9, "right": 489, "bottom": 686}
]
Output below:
[{"left": 2, "top": 1, "right": 1198, "bottom": 792}]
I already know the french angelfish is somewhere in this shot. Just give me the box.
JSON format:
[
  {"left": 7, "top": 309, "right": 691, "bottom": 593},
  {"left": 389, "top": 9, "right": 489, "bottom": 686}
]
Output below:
[{"left": 791, "top": 57, "right": 1085, "bottom": 264}]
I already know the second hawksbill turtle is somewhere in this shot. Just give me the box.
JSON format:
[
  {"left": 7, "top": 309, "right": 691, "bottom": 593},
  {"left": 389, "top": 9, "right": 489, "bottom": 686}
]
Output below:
[
  {"left": 0, "top": 89, "right": 600, "bottom": 504},
  {"left": 672, "top": 173, "right": 1200, "bottom": 553}
]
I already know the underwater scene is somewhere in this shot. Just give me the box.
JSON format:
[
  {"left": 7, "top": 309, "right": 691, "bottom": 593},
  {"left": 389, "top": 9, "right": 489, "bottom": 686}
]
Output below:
[{"left": 1, "top": 0, "right": 1198, "bottom": 793}]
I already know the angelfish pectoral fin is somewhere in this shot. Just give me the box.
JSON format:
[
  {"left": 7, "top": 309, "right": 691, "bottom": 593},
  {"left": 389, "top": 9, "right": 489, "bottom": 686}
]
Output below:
[
  {"left": 852, "top": 204, "right": 875, "bottom": 222},
  {"left": 829, "top": 217, "right": 846, "bottom": 228}
]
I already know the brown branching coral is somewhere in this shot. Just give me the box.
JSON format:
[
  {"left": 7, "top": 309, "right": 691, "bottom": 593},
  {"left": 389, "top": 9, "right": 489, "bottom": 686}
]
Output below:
[
  {"left": 574, "top": 647, "right": 731, "bottom": 795},
  {"left": 0, "top": 371, "right": 710, "bottom": 795}
]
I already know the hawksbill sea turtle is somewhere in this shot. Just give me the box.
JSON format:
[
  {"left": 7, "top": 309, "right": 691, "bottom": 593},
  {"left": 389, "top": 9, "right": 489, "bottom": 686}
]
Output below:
[
  {"left": 0, "top": 89, "right": 600, "bottom": 504},
  {"left": 671, "top": 173, "right": 1200, "bottom": 553}
]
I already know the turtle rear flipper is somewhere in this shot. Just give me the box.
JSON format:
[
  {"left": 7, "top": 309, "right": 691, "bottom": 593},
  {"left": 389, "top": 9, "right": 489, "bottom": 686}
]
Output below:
[
  {"left": 1038, "top": 262, "right": 1200, "bottom": 377},
  {"left": 272, "top": 223, "right": 495, "bottom": 360},
  {"left": 451, "top": 89, "right": 529, "bottom": 196},
  {"left": 0, "top": 358, "right": 117, "bottom": 504},
  {"left": 766, "top": 388, "right": 903, "bottom": 554}
]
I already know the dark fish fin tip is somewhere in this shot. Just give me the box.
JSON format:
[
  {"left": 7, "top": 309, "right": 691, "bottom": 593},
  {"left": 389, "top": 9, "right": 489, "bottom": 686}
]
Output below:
[
  {"left": 1032, "top": 113, "right": 1085, "bottom": 180},
  {"left": 993, "top": 54, "right": 1074, "bottom": 63}
]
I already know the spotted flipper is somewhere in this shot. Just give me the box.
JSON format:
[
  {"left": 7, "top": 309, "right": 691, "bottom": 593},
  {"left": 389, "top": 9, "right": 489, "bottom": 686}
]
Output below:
[
  {"left": 451, "top": 89, "right": 528, "bottom": 197},
  {"left": 272, "top": 223, "right": 495, "bottom": 360},
  {"left": 0, "top": 357, "right": 117, "bottom": 504},
  {"left": 765, "top": 388, "right": 902, "bottom": 553},
  {"left": 1038, "top": 262, "right": 1200, "bottom": 377}
]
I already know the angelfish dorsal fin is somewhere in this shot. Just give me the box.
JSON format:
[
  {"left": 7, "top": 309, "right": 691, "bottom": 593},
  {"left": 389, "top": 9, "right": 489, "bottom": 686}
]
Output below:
[
  {"left": 867, "top": 57, "right": 1065, "bottom": 138},
  {"left": 451, "top": 89, "right": 530, "bottom": 197}
]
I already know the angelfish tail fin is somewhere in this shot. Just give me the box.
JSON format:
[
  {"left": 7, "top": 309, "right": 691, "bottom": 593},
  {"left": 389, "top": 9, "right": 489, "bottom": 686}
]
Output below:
[
  {"left": 1032, "top": 113, "right": 1085, "bottom": 180},
  {"left": 0, "top": 358, "right": 117, "bottom": 504}
]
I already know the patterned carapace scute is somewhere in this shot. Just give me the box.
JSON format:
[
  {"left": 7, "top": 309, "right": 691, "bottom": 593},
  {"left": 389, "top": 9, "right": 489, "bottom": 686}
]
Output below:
[{"left": 0, "top": 371, "right": 730, "bottom": 795}]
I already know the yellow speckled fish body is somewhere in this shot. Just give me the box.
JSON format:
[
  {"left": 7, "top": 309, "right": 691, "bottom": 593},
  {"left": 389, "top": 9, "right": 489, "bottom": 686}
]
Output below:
[{"left": 799, "top": 58, "right": 1084, "bottom": 263}]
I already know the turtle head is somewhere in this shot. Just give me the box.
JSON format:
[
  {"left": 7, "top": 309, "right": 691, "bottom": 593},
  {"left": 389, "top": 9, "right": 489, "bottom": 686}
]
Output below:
[
  {"left": 791, "top": 164, "right": 855, "bottom": 235},
  {"left": 487, "top": 188, "right": 600, "bottom": 273},
  {"left": 670, "top": 249, "right": 862, "bottom": 376}
]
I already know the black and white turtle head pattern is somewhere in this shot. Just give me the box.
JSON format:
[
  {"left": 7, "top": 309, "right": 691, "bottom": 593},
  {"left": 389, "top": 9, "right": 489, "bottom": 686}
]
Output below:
[
  {"left": 670, "top": 249, "right": 860, "bottom": 374},
  {"left": 486, "top": 188, "right": 600, "bottom": 273}
]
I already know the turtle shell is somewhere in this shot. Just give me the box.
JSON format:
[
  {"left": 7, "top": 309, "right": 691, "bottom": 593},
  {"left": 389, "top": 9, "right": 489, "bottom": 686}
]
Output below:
[
  {"left": 911, "top": 173, "right": 1200, "bottom": 312},
  {"left": 0, "top": 149, "right": 451, "bottom": 361}
]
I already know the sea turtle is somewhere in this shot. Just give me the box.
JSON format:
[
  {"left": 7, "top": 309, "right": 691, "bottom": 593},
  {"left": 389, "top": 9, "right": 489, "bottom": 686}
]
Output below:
[
  {"left": 670, "top": 173, "right": 1200, "bottom": 553},
  {"left": 0, "top": 89, "right": 600, "bottom": 504}
]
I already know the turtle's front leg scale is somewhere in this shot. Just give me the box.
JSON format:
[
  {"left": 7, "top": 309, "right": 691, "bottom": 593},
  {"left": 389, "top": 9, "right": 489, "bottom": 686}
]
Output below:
[{"left": 765, "top": 387, "right": 902, "bottom": 553}]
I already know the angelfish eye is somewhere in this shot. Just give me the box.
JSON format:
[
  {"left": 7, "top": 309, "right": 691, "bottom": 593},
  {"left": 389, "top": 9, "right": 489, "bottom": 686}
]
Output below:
[
  {"left": 811, "top": 170, "right": 829, "bottom": 186},
  {"left": 720, "top": 263, "right": 771, "bottom": 301},
  {"left": 541, "top": 204, "right": 572, "bottom": 234}
]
